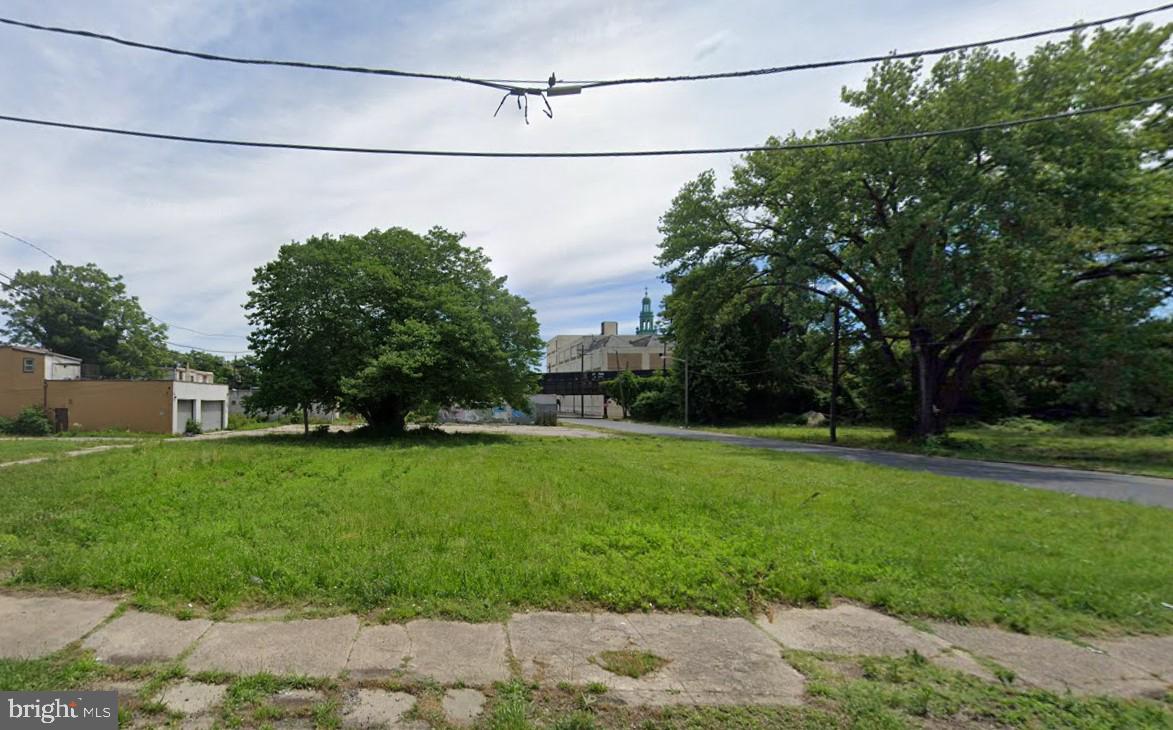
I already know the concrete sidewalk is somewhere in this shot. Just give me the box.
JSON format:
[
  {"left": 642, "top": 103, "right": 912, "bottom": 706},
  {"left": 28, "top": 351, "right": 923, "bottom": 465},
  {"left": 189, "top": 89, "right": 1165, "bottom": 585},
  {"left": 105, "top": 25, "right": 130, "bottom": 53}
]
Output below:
[
  {"left": 1, "top": 593, "right": 1168, "bottom": 726},
  {"left": 565, "top": 419, "right": 1173, "bottom": 508}
]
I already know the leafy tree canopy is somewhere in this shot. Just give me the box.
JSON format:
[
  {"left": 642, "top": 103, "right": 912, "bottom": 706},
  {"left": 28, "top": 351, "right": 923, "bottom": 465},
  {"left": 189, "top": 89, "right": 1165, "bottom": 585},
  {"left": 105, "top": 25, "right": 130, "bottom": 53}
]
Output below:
[
  {"left": 658, "top": 24, "right": 1172, "bottom": 438},
  {"left": 246, "top": 227, "right": 542, "bottom": 432},
  {"left": 0, "top": 262, "right": 169, "bottom": 378}
]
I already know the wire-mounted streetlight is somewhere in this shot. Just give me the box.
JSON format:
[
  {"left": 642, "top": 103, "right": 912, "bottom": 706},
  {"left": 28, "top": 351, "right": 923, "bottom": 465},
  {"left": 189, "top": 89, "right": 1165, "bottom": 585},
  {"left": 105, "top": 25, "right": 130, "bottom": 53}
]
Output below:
[{"left": 492, "top": 73, "right": 582, "bottom": 124}]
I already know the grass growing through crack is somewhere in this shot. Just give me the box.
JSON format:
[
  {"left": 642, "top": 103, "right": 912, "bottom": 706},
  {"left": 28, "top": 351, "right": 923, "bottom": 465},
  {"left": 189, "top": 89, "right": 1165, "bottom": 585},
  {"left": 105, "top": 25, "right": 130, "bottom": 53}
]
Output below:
[
  {"left": 2, "top": 649, "right": 1168, "bottom": 728},
  {"left": 591, "top": 650, "right": 668, "bottom": 679},
  {"left": 0, "top": 431, "right": 1170, "bottom": 635}
]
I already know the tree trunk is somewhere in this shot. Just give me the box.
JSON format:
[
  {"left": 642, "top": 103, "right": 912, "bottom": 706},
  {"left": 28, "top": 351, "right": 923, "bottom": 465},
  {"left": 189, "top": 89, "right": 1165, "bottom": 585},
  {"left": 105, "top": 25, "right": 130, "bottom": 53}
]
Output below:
[
  {"left": 911, "top": 338, "right": 945, "bottom": 439},
  {"left": 363, "top": 398, "right": 407, "bottom": 434}
]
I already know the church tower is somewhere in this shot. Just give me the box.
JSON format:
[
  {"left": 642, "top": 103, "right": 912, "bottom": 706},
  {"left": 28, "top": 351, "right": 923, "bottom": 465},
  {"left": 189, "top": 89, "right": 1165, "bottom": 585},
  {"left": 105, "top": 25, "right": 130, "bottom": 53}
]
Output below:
[{"left": 637, "top": 288, "right": 656, "bottom": 334}]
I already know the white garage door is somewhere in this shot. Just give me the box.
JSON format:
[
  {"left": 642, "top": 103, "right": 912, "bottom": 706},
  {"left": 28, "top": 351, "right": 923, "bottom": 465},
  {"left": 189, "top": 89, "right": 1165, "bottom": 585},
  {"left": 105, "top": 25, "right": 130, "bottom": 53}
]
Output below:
[
  {"left": 200, "top": 401, "right": 224, "bottom": 432},
  {"left": 176, "top": 399, "right": 195, "bottom": 431}
]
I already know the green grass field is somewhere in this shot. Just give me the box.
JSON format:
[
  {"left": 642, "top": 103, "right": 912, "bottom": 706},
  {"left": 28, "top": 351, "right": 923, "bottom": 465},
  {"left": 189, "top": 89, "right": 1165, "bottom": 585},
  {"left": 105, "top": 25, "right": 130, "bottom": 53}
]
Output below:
[
  {"left": 0, "top": 438, "right": 117, "bottom": 463},
  {"left": 0, "top": 432, "right": 1170, "bottom": 636},
  {"left": 709, "top": 422, "right": 1173, "bottom": 478}
]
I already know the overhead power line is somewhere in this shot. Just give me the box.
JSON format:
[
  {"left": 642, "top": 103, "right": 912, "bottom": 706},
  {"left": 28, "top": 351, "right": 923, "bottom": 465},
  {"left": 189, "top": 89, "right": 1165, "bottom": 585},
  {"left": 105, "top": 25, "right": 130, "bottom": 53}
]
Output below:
[
  {"left": 0, "top": 15, "right": 519, "bottom": 92},
  {"left": 576, "top": 4, "right": 1173, "bottom": 89},
  {"left": 156, "top": 322, "right": 249, "bottom": 340},
  {"left": 0, "top": 229, "right": 61, "bottom": 263},
  {"left": 0, "top": 4, "right": 1167, "bottom": 93},
  {"left": 0, "top": 227, "right": 251, "bottom": 346},
  {"left": 166, "top": 340, "right": 250, "bottom": 355},
  {"left": 0, "top": 95, "right": 1168, "bottom": 158}
]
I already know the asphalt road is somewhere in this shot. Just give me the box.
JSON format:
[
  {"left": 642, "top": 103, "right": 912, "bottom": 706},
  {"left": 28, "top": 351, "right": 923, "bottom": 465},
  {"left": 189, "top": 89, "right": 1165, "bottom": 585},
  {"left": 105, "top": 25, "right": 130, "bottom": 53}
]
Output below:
[{"left": 563, "top": 418, "right": 1173, "bottom": 509}]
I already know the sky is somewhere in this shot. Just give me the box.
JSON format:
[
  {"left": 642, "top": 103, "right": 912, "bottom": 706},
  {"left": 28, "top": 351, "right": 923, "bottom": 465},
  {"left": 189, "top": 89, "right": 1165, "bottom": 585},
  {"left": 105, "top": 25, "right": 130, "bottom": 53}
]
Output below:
[{"left": 0, "top": 0, "right": 1160, "bottom": 355}]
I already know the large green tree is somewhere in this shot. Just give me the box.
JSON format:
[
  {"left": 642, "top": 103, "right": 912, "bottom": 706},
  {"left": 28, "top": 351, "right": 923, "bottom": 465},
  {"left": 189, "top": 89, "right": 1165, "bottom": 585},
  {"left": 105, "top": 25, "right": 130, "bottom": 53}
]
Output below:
[
  {"left": 0, "top": 262, "right": 169, "bottom": 378},
  {"left": 246, "top": 227, "right": 542, "bottom": 432},
  {"left": 658, "top": 25, "right": 1171, "bottom": 438}
]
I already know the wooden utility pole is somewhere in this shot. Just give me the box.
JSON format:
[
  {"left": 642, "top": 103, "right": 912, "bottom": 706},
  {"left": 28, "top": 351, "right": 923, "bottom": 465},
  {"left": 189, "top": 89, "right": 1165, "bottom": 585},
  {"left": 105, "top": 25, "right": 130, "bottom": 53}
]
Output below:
[{"left": 829, "top": 304, "right": 840, "bottom": 443}]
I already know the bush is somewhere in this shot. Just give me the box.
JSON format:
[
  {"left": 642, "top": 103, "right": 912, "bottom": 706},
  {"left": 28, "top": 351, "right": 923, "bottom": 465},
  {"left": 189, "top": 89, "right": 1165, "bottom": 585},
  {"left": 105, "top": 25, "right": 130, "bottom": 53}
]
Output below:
[
  {"left": 0, "top": 416, "right": 13, "bottom": 434},
  {"left": 630, "top": 388, "right": 678, "bottom": 422},
  {"left": 988, "top": 416, "right": 1058, "bottom": 434},
  {"left": 184, "top": 418, "right": 203, "bottom": 435},
  {"left": 227, "top": 413, "right": 265, "bottom": 430},
  {"left": 12, "top": 406, "right": 52, "bottom": 436},
  {"left": 1128, "top": 415, "right": 1173, "bottom": 437}
]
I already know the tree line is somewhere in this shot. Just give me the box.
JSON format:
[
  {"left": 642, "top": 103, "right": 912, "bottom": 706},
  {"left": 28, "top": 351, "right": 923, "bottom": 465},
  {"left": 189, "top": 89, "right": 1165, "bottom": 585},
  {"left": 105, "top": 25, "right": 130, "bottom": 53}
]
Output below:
[
  {"left": 1, "top": 229, "right": 542, "bottom": 434},
  {"left": 644, "top": 23, "right": 1171, "bottom": 438}
]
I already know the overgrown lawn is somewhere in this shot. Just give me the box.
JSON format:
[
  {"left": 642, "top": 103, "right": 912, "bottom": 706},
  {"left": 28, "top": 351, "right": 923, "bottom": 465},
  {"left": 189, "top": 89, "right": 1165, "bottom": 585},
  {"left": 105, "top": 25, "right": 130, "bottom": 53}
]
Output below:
[
  {"left": 0, "top": 432, "right": 1169, "bottom": 636},
  {"left": 0, "top": 439, "right": 118, "bottom": 463}
]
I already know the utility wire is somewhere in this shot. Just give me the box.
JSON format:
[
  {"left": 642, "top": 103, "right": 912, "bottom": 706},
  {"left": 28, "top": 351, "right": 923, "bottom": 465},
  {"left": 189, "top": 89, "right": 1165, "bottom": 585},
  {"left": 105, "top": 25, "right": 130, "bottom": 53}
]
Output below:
[
  {"left": 0, "top": 228, "right": 251, "bottom": 346},
  {"left": 166, "top": 340, "right": 250, "bottom": 355},
  {"left": 0, "top": 15, "right": 523, "bottom": 92},
  {"left": 0, "top": 5, "right": 1168, "bottom": 90},
  {"left": 0, "top": 95, "right": 1167, "bottom": 158},
  {"left": 1, "top": 229, "right": 61, "bottom": 263},
  {"left": 149, "top": 319, "right": 247, "bottom": 340},
  {"left": 578, "top": 3, "right": 1173, "bottom": 88}
]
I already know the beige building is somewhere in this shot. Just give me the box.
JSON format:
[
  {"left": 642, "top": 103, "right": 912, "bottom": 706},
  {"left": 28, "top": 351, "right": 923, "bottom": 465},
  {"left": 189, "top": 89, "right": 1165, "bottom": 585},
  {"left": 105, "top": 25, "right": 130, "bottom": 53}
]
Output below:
[
  {"left": 0, "top": 344, "right": 227, "bottom": 433},
  {"left": 546, "top": 323, "right": 670, "bottom": 373},
  {"left": 543, "top": 292, "right": 672, "bottom": 417},
  {"left": 546, "top": 290, "right": 670, "bottom": 374}
]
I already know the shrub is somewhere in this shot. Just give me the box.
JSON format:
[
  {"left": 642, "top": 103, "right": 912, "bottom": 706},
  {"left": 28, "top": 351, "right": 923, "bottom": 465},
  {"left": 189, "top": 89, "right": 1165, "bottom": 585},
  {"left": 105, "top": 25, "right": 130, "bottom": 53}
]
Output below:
[
  {"left": 1129, "top": 415, "right": 1173, "bottom": 437},
  {"left": 0, "top": 416, "right": 13, "bottom": 434},
  {"left": 227, "top": 413, "right": 264, "bottom": 430},
  {"left": 13, "top": 406, "right": 52, "bottom": 436},
  {"left": 184, "top": 418, "right": 203, "bottom": 435},
  {"left": 989, "top": 416, "right": 1057, "bottom": 434},
  {"left": 630, "top": 388, "right": 677, "bottom": 422}
]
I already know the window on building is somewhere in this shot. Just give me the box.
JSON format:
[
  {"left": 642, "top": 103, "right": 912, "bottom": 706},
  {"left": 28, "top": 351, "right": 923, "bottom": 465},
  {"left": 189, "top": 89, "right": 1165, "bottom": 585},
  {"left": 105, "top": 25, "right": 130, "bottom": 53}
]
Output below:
[{"left": 22, "top": 357, "right": 34, "bottom": 373}]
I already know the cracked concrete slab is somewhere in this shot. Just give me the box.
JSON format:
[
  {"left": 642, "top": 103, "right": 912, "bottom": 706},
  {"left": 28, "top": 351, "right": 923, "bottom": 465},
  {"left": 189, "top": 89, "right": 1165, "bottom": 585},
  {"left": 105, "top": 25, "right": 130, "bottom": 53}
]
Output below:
[
  {"left": 184, "top": 615, "right": 358, "bottom": 676},
  {"left": 342, "top": 688, "right": 416, "bottom": 728},
  {"left": 441, "top": 688, "right": 485, "bottom": 724},
  {"left": 0, "top": 594, "right": 117, "bottom": 658},
  {"left": 757, "top": 604, "right": 950, "bottom": 657},
  {"left": 508, "top": 612, "right": 683, "bottom": 702},
  {"left": 347, "top": 624, "right": 411, "bottom": 678},
  {"left": 83, "top": 610, "right": 211, "bottom": 665},
  {"left": 158, "top": 681, "right": 226, "bottom": 716},
  {"left": 403, "top": 620, "right": 509, "bottom": 685},
  {"left": 1092, "top": 635, "right": 1173, "bottom": 680},
  {"left": 757, "top": 603, "right": 992, "bottom": 681},
  {"left": 930, "top": 623, "right": 1169, "bottom": 698},
  {"left": 627, "top": 613, "right": 805, "bottom": 706},
  {"left": 508, "top": 612, "right": 804, "bottom": 706}
]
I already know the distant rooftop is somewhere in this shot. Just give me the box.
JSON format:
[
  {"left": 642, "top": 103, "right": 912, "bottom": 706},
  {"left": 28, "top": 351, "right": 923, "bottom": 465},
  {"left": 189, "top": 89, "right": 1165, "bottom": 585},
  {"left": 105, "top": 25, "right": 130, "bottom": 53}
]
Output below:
[{"left": 0, "top": 343, "right": 82, "bottom": 361}]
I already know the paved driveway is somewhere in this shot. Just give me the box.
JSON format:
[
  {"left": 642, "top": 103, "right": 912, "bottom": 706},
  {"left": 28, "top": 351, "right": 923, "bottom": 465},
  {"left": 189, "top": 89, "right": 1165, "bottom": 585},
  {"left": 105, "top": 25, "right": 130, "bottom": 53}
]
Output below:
[{"left": 563, "top": 419, "right": 1173, "bottom": 508}]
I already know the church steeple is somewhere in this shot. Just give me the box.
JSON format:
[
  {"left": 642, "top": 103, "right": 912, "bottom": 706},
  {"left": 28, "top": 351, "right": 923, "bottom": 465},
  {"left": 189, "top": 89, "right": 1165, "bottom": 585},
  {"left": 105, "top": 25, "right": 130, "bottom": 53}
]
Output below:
[{"left": 637, "top": 288, "right": 656, "bottom": 334}]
